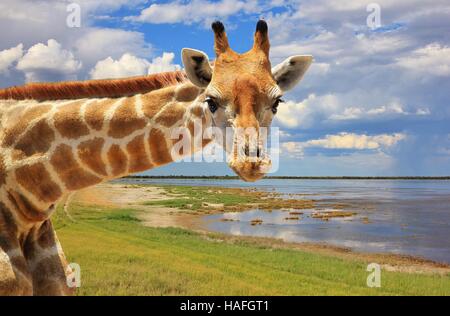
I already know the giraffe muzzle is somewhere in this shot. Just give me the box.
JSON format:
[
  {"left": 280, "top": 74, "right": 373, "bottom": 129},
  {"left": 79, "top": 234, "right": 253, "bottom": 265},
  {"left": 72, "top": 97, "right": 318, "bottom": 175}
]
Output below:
[
  {"left": 228, "top": 156, "right": 272, "bottom": 182},
  {"left": 228, "top": 141, "right": 272, "bottom": 182}
]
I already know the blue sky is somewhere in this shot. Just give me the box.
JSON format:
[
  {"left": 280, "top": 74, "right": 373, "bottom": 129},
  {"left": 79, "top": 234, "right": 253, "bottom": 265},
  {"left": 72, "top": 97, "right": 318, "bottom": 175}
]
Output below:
[{"left": 1, "top": 0, "right": 449, "bottom": 176}]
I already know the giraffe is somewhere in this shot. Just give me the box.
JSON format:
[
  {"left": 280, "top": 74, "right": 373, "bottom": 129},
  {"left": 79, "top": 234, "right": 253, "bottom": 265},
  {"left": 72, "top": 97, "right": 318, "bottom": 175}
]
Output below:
[{"left": 0, "top": 20, "right": 312, "bottom": 295}]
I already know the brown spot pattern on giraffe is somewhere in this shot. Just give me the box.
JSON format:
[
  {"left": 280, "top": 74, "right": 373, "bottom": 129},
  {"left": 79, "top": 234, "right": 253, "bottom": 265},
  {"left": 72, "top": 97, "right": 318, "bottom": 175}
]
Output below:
[
  {"left": 154, "top": 102, "right": 187, "bottom": 127},
  {"left": 29, "top": 255, "right": 74, "bottom": 295},
  {"left": 7, "top": 190, "right": 49, "bottom": 222},
  {"left": 78, "top": 138, "right": 108, "bottom": 176},
  {"left": 21, "top": 221, "right": 51, "bottom": 262},
  {"left": 15, "top": 163, "right": 62, "bottom": 203},
  {"left": 107, "top": 145, "right": 128, "bottom": 176},
  {"left": 21, "top": 220, "right": 75, "bottom": 295},
  {"left": 187, "top": 121, "right": 197, "bottom": 153},
  {"left": 127, "top": 134, "right": 153, "bottom": 173},
  {"left": 141, "top": 88, "right": 175, "bottom": 119},
  {"left": 0, "top": 155, "right": 6, "bottom": 187},
  {"left": 108, "top": 96, "right": 147, "bottom": 138},
  {"left": 0, "top": 202, "right": 32, "bottom": 295},
  {"left": 0, "top": 202, "right": 18, "bottom": 252},
  {"left": 1, "top": 104, "right": 52, "bottom": 147},
  {"left": 190, "top": 105, "right": 204, "bottom": 118},
  {"left": 53, "top": 100, "right": 90, "bottom": 139},
  {"left": 0, "top": 220, "right": 32, "bottom": 295},
  {"left": 23, "top": 220, "right": 56, "bottom": 257},
  {"left": 12, "top": 119, "right": 55, "bottom": 161},
  {"left": 175, "top": 84, "right": 201, "bottom": 102},
  {"left": 84, "top": 98, "right": 115, "bottom": 131},
  {"left": 0, "top": 266, "right": 32, "bottom": 295},
  {"left": 148, "top": 129, "right": 172, "bottom": 166},
  {"left": 187, "top": 120, "right": 211, "bottom": 150},
  {"left": 51, "top": 144, "right": 101, "bottom": 190},
  {"left": 37, "top": 220, "right": 56, "bottom": 248}
]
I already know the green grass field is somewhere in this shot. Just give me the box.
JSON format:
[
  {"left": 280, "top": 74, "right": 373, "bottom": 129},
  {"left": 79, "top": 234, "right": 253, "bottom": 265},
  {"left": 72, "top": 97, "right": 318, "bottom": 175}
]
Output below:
[{"left": 53, "top": 201, "right": 450, "bottom": 296}]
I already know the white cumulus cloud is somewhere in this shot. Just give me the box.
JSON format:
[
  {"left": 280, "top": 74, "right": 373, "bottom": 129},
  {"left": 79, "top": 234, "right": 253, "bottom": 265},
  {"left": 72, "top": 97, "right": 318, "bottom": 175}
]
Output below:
[
  {"left": 75, "top": 28, "right": 152, "bottom": 70},
  {"left": 282, "top": 132, "right": 406, "bottom": 157},
  {"left": 304, "top": 133, "right": 406, "bottom": 150},
  {"left": 90, "top": 52, "right": 181, "bottom": 79},
  {"left": 16, "top": 39, "right": 81, "bottom": 82},
  {"left": 276, "top": 93, "right": 432, "bottom": 128},
  {"left": 147, "top": 52, "right": 181, "bottom": 74},
  {"left": 90, "top": 53, "right": 151, "bottom": 79},
  {"left": 0, "top": 44, "right": 23, "bottom": 74},
  {"left": 276, "top": 94, "right": 340, "bottom": 128}
]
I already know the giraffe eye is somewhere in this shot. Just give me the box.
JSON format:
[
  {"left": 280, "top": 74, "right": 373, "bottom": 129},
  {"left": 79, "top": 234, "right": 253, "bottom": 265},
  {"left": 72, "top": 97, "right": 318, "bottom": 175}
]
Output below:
[
  {"left": 272, "top": 98, "right": 284, "bottom": 114},
  {"left": 206, "top": 97, "right": 218, "bottom": 113}
]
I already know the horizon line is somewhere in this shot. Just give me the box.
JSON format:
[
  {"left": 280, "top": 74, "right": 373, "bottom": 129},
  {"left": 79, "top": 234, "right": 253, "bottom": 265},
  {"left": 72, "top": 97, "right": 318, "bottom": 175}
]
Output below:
[{"left": 124, "top": 175, "right": 450, "bottom": 180}]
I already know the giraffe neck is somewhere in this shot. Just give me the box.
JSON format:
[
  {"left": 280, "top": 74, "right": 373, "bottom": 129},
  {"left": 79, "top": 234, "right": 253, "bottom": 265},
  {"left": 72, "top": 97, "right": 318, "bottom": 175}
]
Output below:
[{"left": 0, "top": 81, "right": 208, "bottom": 226}]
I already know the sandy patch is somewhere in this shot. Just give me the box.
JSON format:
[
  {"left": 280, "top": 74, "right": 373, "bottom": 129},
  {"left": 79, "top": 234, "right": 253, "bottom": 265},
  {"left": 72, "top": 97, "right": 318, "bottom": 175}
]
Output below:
[
  {"left": 73, "top": 182, "right": 192, "bottom": 228},
  {"left": 74, "top": 183, "right": 169, "bottom": 207}
]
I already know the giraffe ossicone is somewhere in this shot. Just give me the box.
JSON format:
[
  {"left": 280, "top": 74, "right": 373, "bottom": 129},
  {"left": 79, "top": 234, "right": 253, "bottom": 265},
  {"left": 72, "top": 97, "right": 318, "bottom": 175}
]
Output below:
[{"left": 0, "top": 20, "right": 313, "bottom": 295}]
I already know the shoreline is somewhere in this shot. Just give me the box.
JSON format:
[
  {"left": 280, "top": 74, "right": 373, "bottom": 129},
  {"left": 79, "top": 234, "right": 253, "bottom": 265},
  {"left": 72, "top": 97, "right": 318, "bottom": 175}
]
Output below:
[{"left": 71, "top": 182, "right": 450, "bottom": 274}]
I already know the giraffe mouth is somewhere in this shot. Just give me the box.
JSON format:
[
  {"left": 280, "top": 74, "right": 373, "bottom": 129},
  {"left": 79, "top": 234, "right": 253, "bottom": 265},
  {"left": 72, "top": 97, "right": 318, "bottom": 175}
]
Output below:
[
  {"left": 226, "top": 130, "right": 272, "bottom": 182},
  {"left": 228, "top": 156, "right": 272, "bottom": 182}
]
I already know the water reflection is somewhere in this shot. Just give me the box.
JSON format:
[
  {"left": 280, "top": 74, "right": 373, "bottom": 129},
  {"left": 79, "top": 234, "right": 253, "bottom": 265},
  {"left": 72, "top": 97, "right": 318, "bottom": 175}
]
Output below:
[{"left": 202, "top": 206, "right": 450, "bottom": 264}]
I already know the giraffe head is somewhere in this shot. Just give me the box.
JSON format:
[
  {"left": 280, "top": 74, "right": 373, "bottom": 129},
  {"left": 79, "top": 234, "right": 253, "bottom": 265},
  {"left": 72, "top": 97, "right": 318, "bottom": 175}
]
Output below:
[{"left": 182, "top": 20, "right": 313, "bottom": 182}]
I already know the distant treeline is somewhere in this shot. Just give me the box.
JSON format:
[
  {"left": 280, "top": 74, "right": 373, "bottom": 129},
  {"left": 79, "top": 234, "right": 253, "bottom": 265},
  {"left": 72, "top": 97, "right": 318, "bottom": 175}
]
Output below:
[{"left": 123, "top": 175, "right": 450, "bottom": 180}]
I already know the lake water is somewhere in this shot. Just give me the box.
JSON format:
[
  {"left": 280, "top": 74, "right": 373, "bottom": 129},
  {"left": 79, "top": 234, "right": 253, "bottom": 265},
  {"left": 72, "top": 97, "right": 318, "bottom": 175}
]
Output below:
[{"left": 118, "top": 178, "right": 450, "bottom": 263}]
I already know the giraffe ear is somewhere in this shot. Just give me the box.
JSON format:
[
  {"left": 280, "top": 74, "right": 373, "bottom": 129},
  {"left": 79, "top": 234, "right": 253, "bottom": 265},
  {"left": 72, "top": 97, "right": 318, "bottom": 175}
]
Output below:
[
  {"left": 181, "top": 48, "right": 213, "bottom": 87},
  {"left": 272, "top": 55, "right": 313, "bottom": 92}
]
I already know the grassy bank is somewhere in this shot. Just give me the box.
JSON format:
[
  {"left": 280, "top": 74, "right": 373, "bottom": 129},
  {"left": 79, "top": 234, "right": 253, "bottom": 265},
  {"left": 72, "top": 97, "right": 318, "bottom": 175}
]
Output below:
[{"left": 54, "top": 199, "right": 450, "bottom": 295}]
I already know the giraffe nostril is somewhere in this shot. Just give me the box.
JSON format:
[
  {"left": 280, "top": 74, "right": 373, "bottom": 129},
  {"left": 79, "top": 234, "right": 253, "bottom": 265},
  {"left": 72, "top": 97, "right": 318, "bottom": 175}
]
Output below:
[
  {"left": 242, "top": 144, "right": 262, "bottom": 158},
  {"left": 244, "top": 144, "right": 250, "bottom": 157}
]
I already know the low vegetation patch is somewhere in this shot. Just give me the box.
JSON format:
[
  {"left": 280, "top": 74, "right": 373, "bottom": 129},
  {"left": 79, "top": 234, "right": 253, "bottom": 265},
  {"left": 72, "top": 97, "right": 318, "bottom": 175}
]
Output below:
[{"left": 144, "top": 185, "right": 315, "bottom": 213}]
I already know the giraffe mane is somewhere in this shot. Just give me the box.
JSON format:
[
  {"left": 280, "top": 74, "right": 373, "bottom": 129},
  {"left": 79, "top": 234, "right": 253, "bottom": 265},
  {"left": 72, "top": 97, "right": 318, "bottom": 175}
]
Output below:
[{"left": 0, "top": 71, "right": 188, "bottom": 101}]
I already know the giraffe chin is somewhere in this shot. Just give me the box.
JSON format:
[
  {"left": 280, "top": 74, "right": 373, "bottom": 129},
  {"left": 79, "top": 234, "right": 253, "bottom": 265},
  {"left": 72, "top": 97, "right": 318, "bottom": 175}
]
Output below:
[{"left": 229, "top": 158, "right": 272, "bottom": 182}]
